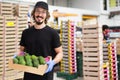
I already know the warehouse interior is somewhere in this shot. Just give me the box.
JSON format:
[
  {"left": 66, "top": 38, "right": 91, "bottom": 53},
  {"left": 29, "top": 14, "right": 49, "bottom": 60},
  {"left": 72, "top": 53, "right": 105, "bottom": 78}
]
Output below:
[{"left": 0, "top": 0, "right": 120, "bottom": 80}]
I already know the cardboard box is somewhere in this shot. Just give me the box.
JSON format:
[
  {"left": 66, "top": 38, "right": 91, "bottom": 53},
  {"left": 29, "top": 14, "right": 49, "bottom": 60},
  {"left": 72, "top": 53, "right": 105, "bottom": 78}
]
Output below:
[{"left": 8, "top": 59, "right": 48, "bottom": 75}]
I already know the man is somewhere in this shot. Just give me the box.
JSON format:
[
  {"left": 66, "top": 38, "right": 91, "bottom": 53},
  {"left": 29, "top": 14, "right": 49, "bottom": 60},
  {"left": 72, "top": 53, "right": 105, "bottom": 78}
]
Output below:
[
  {"left": 19, "top": 1, "right": 63, "bottom": 80},
  {"left": 102, "top": 25, "right": 110, "bottom": 40}
]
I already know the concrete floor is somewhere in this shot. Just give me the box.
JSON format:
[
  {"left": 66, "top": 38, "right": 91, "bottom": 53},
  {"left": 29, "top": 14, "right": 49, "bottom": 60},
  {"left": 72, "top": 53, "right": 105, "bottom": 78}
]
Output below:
[{"left": 54, "top": 73, "right": 83, "bottom": 80}]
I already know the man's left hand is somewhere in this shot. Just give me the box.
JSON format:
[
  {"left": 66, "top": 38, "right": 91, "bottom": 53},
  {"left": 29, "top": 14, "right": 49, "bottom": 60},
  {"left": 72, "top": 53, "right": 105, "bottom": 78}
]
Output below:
[{"left": 45, "top": 60, "right": 55, "bottom": 73}]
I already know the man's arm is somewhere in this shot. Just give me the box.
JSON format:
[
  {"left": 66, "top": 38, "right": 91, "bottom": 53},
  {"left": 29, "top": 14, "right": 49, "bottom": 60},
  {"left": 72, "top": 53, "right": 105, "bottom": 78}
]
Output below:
[{"left": 53, "top": 46, "right": 63, "bottom": 64}]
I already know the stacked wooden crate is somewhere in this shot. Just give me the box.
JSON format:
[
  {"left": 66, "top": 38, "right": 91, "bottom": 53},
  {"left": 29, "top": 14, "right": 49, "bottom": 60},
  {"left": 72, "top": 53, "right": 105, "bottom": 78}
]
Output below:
[
  {"left": 103, "top": 43, "right": 109, "bottom": 63},
  {"left": 82, "top": 22, "right": 103, "bottom": 80},
  {"left": 0, "top": 2, "right": 29, "bottom": 80},
  {"left": 103, "top": 63, "right": 110, "bottom": 80},
  {"left": 116, "top": 38, "right": 120, "bottom": 55},
  {"left": 60, "top": 20, "right": 77, "bottom": 74},
  {"left": 0, "top": 2, "right": 13, "bottom": 16},
  {"left": 0, "top": 16, "right": 4, "bottom": 79},
  {"left": 13, "top": 4, "right": 29, "bottom": 16},
  {"left": 3, "top": 16, "right": 17, "bottom": 80},
  {"left": 16, "top": 16, "right": 27, "bottom": 49},
  {"left": 108, "top": 42, "right": 118, "bottom": 80}
]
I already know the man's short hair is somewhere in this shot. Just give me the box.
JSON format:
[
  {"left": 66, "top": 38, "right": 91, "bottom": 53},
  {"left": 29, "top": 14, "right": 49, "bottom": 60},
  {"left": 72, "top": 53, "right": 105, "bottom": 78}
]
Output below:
[{"left": 102, "top": 25, "right": 109, "bottom": 31}]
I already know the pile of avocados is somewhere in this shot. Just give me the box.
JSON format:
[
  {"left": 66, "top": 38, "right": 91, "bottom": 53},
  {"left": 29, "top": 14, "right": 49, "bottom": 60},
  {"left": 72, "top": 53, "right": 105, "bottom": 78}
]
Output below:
[{"left": 13, "top": 53, "right": 46, "bottom": 68}]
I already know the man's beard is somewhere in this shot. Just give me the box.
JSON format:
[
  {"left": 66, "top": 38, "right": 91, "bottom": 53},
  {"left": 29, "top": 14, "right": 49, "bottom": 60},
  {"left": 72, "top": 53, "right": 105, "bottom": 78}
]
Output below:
[
  {"left": 35, "top": 16, "right": 44, "bottom": 25},
  {"left": 35, "top": 21, "right": 43, "bottom": 25}
]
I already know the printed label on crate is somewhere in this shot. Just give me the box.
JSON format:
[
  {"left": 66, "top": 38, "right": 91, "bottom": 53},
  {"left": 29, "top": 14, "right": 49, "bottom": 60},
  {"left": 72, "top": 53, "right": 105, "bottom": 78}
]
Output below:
[{"left": 6, "top": 22, "right": 15, "bottom": 27}]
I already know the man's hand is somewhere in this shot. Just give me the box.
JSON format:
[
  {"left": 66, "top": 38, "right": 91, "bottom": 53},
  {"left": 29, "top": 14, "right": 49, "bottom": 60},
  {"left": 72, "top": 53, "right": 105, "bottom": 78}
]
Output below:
[
  {"left": 13, "top": 51, "right": 24, "bottom": 58},
  {"left": 45, "top": 60, "right": 55, "bottom": 73},
  {"left": 13, "top": 54, "right": 17, "bottom": 58}
]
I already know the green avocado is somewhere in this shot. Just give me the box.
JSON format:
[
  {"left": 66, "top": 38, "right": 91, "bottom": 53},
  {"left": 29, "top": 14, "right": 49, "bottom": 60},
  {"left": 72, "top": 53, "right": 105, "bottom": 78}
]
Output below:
[
  {"left": 38, "top": 56, "right": 46, "bottom": 65},
  {"left": 32, "top": 59, "right": 39, "bottom": 68},
  {"left": 13, "top": 58, "right": 18, "bottom": 64},
  {"left": 24, "top": 53, "right": 33, "bottom": 66}
]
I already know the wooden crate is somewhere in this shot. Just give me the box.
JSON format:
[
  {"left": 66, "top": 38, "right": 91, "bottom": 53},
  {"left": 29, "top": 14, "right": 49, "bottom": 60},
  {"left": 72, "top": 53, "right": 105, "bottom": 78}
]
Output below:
[
  {"left": 82, "top": 27, "right": 102, "bottom": 34},
  {"left": 0, "top": 59, "right": 4, "bottom": 77},
  {"left": 84, "top": 76, "right": 102, "bottom": 80},
  {"left": 116, "top": 38, "right": 120, "bottom": 55},
  {"left": 82, "top": 24, "right": 103, "bottom": 80},
  {"left": 14, "top": 4, "right": 29, "bottom": 16},
  {"left": 4, "top": 70, "right": 23, "bottom": 80},
  {"left": 0, "top": 16, "right": 4, "bottom": 79},
  {"left": 16, "top": 16, "right": 27, "bottom": 49},
  {"left": 0, "top": 16, "right": 27, "bottom": 80},
  {"left": 0, "top": 2, "right": 13, "bottom": 16}
]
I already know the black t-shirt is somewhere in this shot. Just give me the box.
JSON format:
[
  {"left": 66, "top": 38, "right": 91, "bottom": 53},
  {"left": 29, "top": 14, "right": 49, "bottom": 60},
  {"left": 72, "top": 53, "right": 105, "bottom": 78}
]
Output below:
[{"left": 20, "top": 25, "right": 61, "bottom": 58}]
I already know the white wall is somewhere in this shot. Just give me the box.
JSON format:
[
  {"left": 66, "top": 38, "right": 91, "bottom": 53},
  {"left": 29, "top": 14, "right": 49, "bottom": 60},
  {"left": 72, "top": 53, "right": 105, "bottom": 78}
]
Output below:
[
  {"left": 69, "top": 0, "right": 100, "bottom": 11},
  {"left": 47, "top": 0, "right": 68, "bottom": 7},
  {"left": 109, "top": 15, "right": 120, "bottom": 26},
  {"left": 48, "top": 5, "right": 100, "bottom": 27}
]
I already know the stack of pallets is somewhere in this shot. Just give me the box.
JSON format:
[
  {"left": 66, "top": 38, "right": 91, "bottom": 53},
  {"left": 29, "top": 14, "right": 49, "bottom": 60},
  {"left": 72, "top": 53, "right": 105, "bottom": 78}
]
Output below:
[
  {"left": 103, "top": 62, "right": 110, "bottom": 80},
  {"left": 82, "top": 22, "right": 103, "bottom": 80},
  {"left": 0, "top": 2, "right": 29, "bottom": 80},
  {"left": 60, "top": 20, "right": 77, "bottom": 74},
  {"left": 103, "top": 43, "right": 109, "bottom": 63},
  {"left": 57, "top": 20, "right": 77, "bottom": 80},
  {"left": 0, "top": 2, "right": 13, "bottom": 16},
  {"left": 116, "top": 38, "right": 120, "bottom": 55},
  {"left": 13, "top": 4, "right": 29, "bottom": 16},
  {"left": 0, "top": 16, "right": 4, "bottom": 79},
  {"left": 3, "top": 16, "right": 17, "bottom": 80},
  {"left": 108, "top": 42, "right": 118, "bottom": 80},
  {"left": 16, "top": 16, "right": 27, "bottom": 49}
]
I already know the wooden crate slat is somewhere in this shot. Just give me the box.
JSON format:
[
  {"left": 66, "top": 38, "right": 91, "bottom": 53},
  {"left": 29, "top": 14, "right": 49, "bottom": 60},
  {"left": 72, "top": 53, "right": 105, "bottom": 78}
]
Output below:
[
  {"left": 0, "top": 31, "right": 3, "bottom": 34},
  {"left": 83, "top": 57, "right": 99, "bottom": 61},
  {"left": 5, "top": 28, "right": 16, "bottom": 31},
  {"left": 0, "top": 52, "right": 3, "bottom": 56},
  {"left": 18, "top": 28, "right": 26, "bottom": 31},
  {"left": 0, "top": 50, "right": 3, "bottom": 53},
  {"left": 1, "top": 8, "right": 12, "bottom": 11},
  {"left": 5, "top": 46, "right": 15, "bottom": 49},
  {"left": 5, "top": 54, "right": 14, "bottom": 57},
  {"left": 5, "top": 41, "right": 15, "bottom": 44},
  {"left": 1, "top": 2, "right": 12, "bottom": 6},
  {"left": 82, "top": 28, "right": 102, "bottom": 34},
  {"left": 5, "top": 49, "right": 16, "bottom": 53},
  {"left": 5, "top": 35, "right": 16, "bottom": 37},
  {"left": 83, "top": 43, "right": 100, "bottom": 46},
  {"left": 0, "top": 72, "right": 3, "bottom": 75},
  {"left": 0, "top": 28, "right": 4, "bottom": 31},
  {"left": 84, "top": 76, "right": 100, "bottom": 80},
  {"left": 18, "top": 5, "right": 29, "bottom": 8},
  {"left": 84, "top": 71, "right": 100, "bottom": 77},
  {"left": 83, "top": 61, "right": 99, "bottom": 66},
  {"left": 83, "top": 52, "right": 100, "bottom": 55},
  {"left": 82, "top": 24, "right": 100, "bottom": 28},
  {"left": 0, "top": 63, "right": 3, "bottom": 67},
  {"left": 83, "top": 47, "right": 99, "bottom": 51},
  {"left": 0, "top": 24, "right": 4, "bottom": 26},
  {"left": 0, "top": 16, "right": 4, "bottom": 18},
  {"left": 82, "top": 33, "right": 102, "bottom": 38},
  {"left": 19, "top": 11, "right": 28, "bottom": 14},
  {"left": 5, "top": 31, "right": 15, "bottom": 34},
  {"left": 5, "top": 39, "right": 15, "bottom": 42},
  {"left": 18, "top": 20, "right": 27, "bottom": 23}
]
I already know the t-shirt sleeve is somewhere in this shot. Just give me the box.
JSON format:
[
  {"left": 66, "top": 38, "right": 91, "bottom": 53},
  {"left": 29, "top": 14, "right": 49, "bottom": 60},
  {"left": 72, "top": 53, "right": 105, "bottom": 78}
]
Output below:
[
  {"left": 20, "top": 30, "right": 26, "bottom": 47},
  {"left": 52, "top": 30, "right": 61, "bottom": 48}
]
